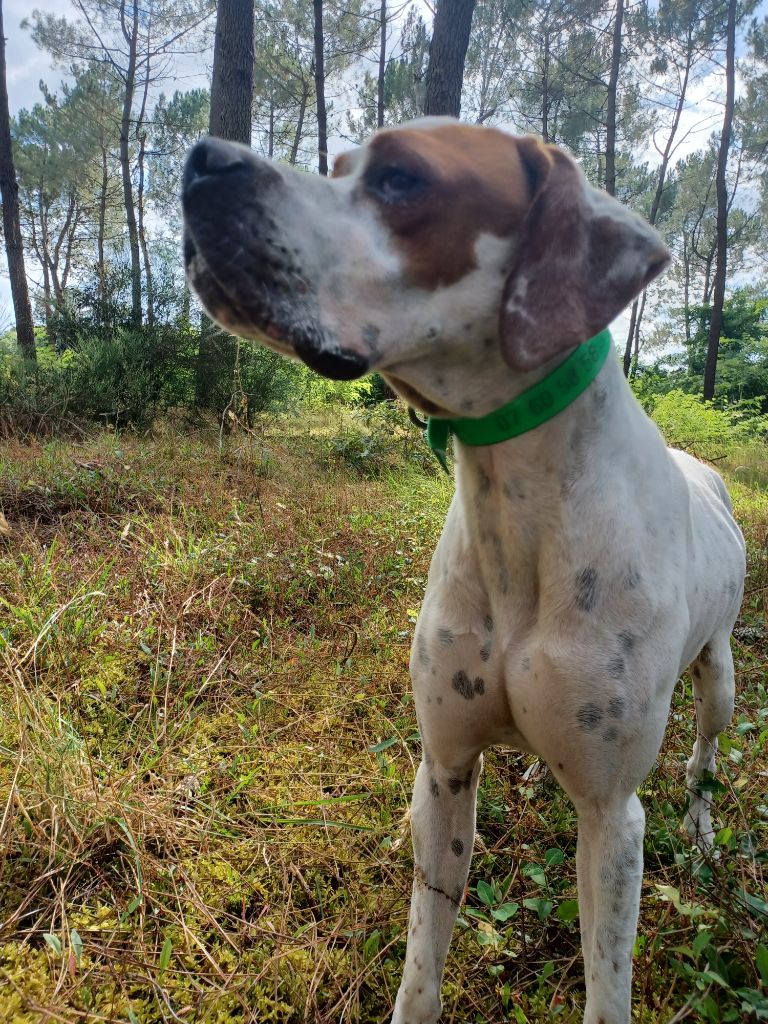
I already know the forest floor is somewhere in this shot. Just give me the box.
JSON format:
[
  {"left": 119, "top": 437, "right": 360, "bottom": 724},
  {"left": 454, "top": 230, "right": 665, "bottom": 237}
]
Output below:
[{"left": 0, "top": 410, "right": 766, "bottom": 1023}]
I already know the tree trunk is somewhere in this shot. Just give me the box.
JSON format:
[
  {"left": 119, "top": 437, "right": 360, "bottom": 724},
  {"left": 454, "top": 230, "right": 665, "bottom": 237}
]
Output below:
[
  {"left": 0, "top": 0, "right": 36, "bottom": 361},
  {"left": 703, "top": 0, "right": 736, "bottom": 401},
  {"left": 313, "top": 0, "right": 328, "bottom": 175},
  {"left": 683, "top": 233, "right": 692, "bottom": 350},
  {"left": 119, "top": 0, "right": 142, "bottom": 327},
  {"left": 289, "top": 80, "right": 310, "bottom": 165},
  {"left": 604, "top": 0, "right": 624, "bottom": 196},
  {"left": 622, "top": 33, "right": 693, "bottom": 376},
  {"left": 268, "top": 91, "right": 275, "bottom": 158},
  {"left": 137, "top": 130, "right": 154, "bottom": 326},
  {"left": 32, "top": 190, "right": 53, "bottom": 329},
  {"left": 629, "top": 288, "right": 647, "bottom": 379},
  {"left": 133, "top": 57, "right": 154, "bottom": 327},
  {"left": 197, "top": 0, "right": 255, "bottom": 409},
  {"left": 423, "top": 0, "right": 476, "bottom": 117},
  {"left": 209, "top": 0, "right": 255, "bottom": 145},
  {"left": 623, "top": 299, "right": 637, "bottom": 376},
  {"left": 97, "top": 144, "right": 108, "bottom": 312},
  {"left": 541, "top": 24, "right": 550, "bottom": 143},
  {"left": 377, "top": 0, "right": 387, "bottom": 128}
]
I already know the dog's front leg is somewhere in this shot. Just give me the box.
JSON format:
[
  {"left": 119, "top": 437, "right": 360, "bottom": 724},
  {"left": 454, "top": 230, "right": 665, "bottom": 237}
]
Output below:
[
  {"left": 575, "top": 792, "right": 645, "bottom": 1024},
  {"left": 391, "top": 753, "right": 482, "bottom": 1024}
]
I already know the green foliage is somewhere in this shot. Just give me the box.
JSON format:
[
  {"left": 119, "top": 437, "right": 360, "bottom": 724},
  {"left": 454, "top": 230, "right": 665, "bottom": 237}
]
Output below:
[
  {"left": 348, "top": 8, "right": 429, "bottom": 140},
  {"left": 646, "top": 388, "right": 767, "bottom": 460},
  {"left": 0, "top": 323, "right": 315, "bottom": 431},
  {"left": 148, "top": 88, "right": 210, "bottom": 216},
  {"left": 324, "top": 403, "right": 438, "bottom": 478},
  {"left": 677, "top": 290, "right": 768, "bottom": 405}
]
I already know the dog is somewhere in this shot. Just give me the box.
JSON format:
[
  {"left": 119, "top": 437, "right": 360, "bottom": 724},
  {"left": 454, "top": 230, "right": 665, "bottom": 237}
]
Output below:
[{"left": 182, "top": 119, "right": 746, "bottom": 1024}]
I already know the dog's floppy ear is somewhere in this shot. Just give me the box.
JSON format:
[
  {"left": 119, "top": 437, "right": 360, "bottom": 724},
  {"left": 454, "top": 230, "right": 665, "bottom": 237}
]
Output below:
[{"left": 500, "top": 136, "right": 670, "bottom": 372}]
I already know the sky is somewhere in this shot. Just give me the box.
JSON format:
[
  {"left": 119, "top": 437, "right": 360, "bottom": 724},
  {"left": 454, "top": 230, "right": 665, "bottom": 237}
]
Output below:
[
  {"left": 4, "top": 0, "right": 58, "bottom": 113},
  {"left": 1, "top": 0, "right": 765, "bottom": 321}
]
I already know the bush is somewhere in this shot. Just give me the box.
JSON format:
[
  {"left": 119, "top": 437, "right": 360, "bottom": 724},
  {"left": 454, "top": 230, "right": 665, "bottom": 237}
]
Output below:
[
  {"left": 648, "top": 389, "right": 768, "bottom": 460},
  {"left": 0, "top": 328, "right": 199, "bottom": 430},
  {"left": 324, "top": 403, "right": 439, "bottom": 477},
  {"left": 0, "top": 329, "right": 323, "bottom": 433}
]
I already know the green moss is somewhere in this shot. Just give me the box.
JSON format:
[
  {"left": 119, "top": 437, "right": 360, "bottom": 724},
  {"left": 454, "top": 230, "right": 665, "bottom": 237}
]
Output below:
[{"left": 0, "top": 944, "right": 54, "bottom": 1023}]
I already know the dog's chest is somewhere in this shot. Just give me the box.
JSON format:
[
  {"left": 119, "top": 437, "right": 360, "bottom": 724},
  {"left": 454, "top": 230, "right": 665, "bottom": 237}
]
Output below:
[{"left": 410, "top": 486, "right": 690, "bottom": 763}]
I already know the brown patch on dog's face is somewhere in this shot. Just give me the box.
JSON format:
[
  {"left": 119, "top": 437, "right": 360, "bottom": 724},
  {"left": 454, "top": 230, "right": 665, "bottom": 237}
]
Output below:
[{"left": 358, "top": 124, "right": 538, "bottom": 289}]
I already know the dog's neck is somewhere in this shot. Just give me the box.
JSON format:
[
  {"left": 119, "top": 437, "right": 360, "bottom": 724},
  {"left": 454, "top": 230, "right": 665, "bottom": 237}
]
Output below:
[{"left": 452, "top": 354, "right": 648, "bottom": 609}]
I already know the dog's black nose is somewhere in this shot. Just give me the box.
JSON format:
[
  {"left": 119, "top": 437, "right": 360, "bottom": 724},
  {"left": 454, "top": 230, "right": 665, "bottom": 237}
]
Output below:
[
  {"left": 183, "top": 137, "right": 250, "bottom": 194},
  {"left": 295, "top": 345, "right": 370, "bottom": 381},
  {"left": 183, "top": 137, "right": 282, "bottom": 201}
]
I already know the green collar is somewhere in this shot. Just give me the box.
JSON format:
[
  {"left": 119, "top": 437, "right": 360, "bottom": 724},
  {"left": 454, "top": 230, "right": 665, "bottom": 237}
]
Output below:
[{"left": 426, "top": 329, "right": 613, "bottom": 471}]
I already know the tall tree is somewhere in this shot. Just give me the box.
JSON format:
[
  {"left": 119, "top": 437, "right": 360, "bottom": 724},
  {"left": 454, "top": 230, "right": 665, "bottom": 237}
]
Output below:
[
  {"left": 377, "top": 0, "right": 386, "bottom": 128},
  {"left": 423, "top": 0, "right": 476, "bottom": 116},
  {"left": 462, "top": 0, "right": 521, "bottom": 125},
  {"left": 252, "top": 0, "right": 376, "bottom": 167},
  {"left": 313, "top": 0, "right": 328, "bottom": 174},
  {"left": 0, "top": 0, "right": 36, "bottom": 360},
  {"left": 118, "top": 0, "right": 142, "bottom": 325},
  {"left": 26, "top": 0, "right": 212, "bottom": 328},
  {"left": 348, "top": 7, "right": 428, "bottom": 140},
  {"left": 604, "top": 0, "right": 625, "bottom": 197},
  {"left": 703, "top": 0, "right": 737, "bottom": 400},
  {"left": 197, "top": 0, "right": 255, "bottom": 408},
  {"left": 622, "top": 0, "right": 722, "bottom": 375},
  {"left": 210, "top": 0, "right": 255, "bottom": 144}
]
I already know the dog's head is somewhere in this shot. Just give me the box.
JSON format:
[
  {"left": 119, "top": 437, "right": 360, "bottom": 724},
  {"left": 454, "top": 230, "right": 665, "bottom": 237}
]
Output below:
[{"left": 182, "top": 118, "right": 669, "bottom": 416}]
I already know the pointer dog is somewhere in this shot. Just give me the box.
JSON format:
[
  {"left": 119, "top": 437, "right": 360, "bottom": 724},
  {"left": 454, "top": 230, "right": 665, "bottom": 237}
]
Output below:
[{"left": 182, "top": 119, "right": 746, "bottom": 1024}]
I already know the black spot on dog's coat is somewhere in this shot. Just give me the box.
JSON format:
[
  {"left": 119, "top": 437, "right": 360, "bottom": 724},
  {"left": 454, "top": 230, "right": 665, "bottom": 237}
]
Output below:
[
  {"left": 452, "top": 671, "right": 485, "bottom": 699},
  {"left": 575, "top": 567, "right": 599, "bottom": 612},
  {"left": 577, "top": 703, "right": 603, "bottom": 731},
  {"left": 361, "top": 323, "right": 381, "bottom": 353},
  {"left": 618, "top": 630, "right": 635, "bottom": 651},
  {"left": 608, "top": 656, "right": 625, "bottom": 678},
  {"left": 447, "top": 770, "right": 473, "bottom": 795},
  {"left": 608, "top": 697, "right": 625, "bottom": 718},
  {"left": 623, "top": 568, "right": 641, "bottom": 590},
  {"left": 416, "top": 634, "right": 430, "bottom": 666}
]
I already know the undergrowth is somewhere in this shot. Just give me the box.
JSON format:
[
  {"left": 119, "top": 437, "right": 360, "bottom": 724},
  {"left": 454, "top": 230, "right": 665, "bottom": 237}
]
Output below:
[{"left": 0, "top": 408, "right": 766, "bottom": 1023}]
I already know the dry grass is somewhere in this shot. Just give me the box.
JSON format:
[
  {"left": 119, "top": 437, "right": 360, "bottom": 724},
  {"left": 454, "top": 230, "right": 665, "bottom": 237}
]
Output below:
[{"left": 0, "top": 414, "right": 765, "bottom": 1023}]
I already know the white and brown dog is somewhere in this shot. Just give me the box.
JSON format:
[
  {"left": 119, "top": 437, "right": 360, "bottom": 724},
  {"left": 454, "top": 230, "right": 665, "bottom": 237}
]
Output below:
[{"left": 182, "top": 119, "right": 746, "bottom": 1024}]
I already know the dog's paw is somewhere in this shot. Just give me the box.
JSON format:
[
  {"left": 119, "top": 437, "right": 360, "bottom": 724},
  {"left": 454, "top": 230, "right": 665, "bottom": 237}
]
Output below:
[
  {"left": 391, "top": 982, "right": 442, "bottom": 1024},
  {"left": 684, "top": 804, "right": 720, "bottom": 858}
]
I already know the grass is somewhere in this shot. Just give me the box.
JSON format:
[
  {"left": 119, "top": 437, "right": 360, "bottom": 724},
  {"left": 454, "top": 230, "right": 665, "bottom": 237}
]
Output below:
[{"left": 0, "top": 409, "right": 766, "bottom": 1023}]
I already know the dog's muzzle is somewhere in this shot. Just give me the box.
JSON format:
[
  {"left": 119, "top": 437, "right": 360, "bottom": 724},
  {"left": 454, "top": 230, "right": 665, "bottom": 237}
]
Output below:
[{"left": 182, "top": 137, "right": 370, "bottom": 382}]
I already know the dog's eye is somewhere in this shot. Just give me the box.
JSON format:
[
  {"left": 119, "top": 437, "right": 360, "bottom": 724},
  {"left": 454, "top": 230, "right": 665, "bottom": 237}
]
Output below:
[{"left": 371, "top": 166, "right": 426, "bottom": 204}]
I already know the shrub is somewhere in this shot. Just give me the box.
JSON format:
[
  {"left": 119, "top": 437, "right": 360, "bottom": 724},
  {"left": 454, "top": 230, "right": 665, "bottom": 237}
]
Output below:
[
  {"left": 0, "top": 329, "right": 320, "bottom": 433},
  {"left": 0, "top": 328, "right": 199, "bottom": 430},
  {"left": 648, "top": 389, "right": 768, "bottom": 461},
  {"left": 325, "top": 403, "right": 439, "bottom": 477}
]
